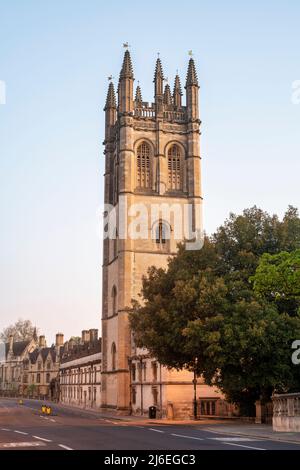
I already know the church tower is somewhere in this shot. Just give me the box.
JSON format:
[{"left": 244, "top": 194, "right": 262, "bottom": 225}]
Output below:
[{"left": 101, "top": 50, "right": 203, "bottom": 415}]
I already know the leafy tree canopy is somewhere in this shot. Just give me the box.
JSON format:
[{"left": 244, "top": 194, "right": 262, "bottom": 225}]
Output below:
[
  {"left": 252, "top": 249, "right": 300, "bottom": 315},
  {"left": 129, "top": 206, "right": 300, "bottom": 414},
  {"left": 0, "top": 319, "right": 38, "bottom": 343}
]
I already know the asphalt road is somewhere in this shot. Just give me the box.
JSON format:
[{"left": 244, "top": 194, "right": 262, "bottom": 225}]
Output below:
[{"left": 0, "top": 398, "right": 299, "bottom": 451}]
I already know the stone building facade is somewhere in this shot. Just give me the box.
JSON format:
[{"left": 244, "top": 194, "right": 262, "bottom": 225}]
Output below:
[
  {"left": 0, "top": 332, "right": 64, "bottom": 400},
  {"left": 0, "top": 333, "right": 38, "bottom": 396},
  {"left": 20, "top": 333, "right": 64, "bottom": 400},
  {"left": 59, "top": 329, "right": 102, "bottom": 409},
  {"left": 101, "top": 50, "right": 228, "bottom": 418}
]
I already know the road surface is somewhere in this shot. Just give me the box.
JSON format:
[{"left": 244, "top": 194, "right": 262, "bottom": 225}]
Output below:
[{"left": 0, "top": 398, "right": 299, "bottom": 451}]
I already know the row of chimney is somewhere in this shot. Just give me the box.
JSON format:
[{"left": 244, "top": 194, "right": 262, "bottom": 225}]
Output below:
[
  {"left": 8, "top": 329, "right": 98, "bottom": 351},
  {"left": 38, "top": 333, "right": 65, "bottom": 349},
  {"left": 81, "top": 329, "right": 98, "bottom": 343}
]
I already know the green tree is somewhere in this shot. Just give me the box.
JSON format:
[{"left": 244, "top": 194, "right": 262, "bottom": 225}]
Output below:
[
  {"left": 213, "top": 206, "right": 300, "bottom": 282},
  {"left": 184, "top": 299, "right": 300, "bottom": 415},
  {"left": 130, "top": 237, "right": 222, "bottom": 374},
  {"left": 251, "top": 249, "right": 300, "bottom": 316},
  {"left": 129, "top": 207, "right": 300, "bottom": 415}
]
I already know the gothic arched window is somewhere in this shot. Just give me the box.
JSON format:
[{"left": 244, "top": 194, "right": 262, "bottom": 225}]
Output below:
[
  {"left": 168, "top": 144, "right": 182, "bottom": 191},
  {"left": 137, "top": 142, "right": 151, "bottom": 189},
  {"left": 156, "top": 221, "right": 166, "bottom": 244},
  {"left": 111, "top": 285, "right": 117, "bottom": 315},
  {"left": 155, "top": 220, "right": 170, "bottom": 246},
  {"left": 111, "top": 343, "right": 117, "bottom": 371}
]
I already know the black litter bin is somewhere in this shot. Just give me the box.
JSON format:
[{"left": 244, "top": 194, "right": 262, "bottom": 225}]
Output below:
[{"left": 149, "top": 406, "right": 157, "bottom": 419}]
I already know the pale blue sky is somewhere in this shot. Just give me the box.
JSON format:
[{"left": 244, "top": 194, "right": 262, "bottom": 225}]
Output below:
[{"left": 0, "top": 0, "right": 299, "bottom": 343}]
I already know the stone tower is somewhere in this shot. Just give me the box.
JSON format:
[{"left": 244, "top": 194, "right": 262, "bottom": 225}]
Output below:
[{"left": 101, "top": 50, "right": 202, "bottom": 414}]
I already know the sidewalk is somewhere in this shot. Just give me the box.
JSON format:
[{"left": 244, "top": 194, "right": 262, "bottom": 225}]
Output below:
[{"left": 203, "top": 423, "right": 300, "bottom": 445}]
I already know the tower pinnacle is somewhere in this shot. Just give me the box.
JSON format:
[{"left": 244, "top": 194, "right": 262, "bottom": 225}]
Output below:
[
  {"left": 135, "top": 85, "right": 143, "bottom": 103},
  {"left": 154, "top": 57, "right": 164, "bottom": 82},
  {"left": 186, "top": 58, "right": 199, "bottom": 87},
  {"left": 104, "top": 82, "right": 116, "bottom": 110},
  {"left": 120, "top": 50, "right": 134, "bottom": 80},
  {"left": 164, "top": 84, "right": 172, "bottom": 105},
  {"left": 154, "top": 57, "right": 164, "bottom": 100},
  {"left": 173, "top": 74, "right": 183, "bottom": 108},
  {"left": 118, "top": 49, "right": 134, "bottom": 114}
]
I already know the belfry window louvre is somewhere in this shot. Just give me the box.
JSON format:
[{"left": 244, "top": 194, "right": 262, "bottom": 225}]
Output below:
[
  {"left": 168, "top": 144, "right": 182, "bottom": 190},
  {"left": 137, "top": 142, "right": 151, "bottom": 188}
]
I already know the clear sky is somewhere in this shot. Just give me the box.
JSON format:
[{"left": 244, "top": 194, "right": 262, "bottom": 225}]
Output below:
[{"left": 0, "top": 0, "right": 299, "bottom": 344}]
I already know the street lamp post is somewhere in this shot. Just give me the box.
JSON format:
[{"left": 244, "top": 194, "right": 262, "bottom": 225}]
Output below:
[
  {"left": 193, "top": 358, "right": 199, "bottom": 420},
  {"left": 193, "top": 372, "right": 197, "bottom": 420}
]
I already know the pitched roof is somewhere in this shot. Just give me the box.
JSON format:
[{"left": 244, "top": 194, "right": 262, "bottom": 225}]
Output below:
[
  {"left": 5, "top": 340, "right": 31, "bottom": 358},
  {"left": 40, "top": 347, "right": 56, "bottom": 363},
  {"left": 29, "top": 349, "right": 39, "bottom": 364}
]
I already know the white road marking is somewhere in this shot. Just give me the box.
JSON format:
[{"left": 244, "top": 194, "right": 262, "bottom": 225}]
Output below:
[
  {"left": 58, "top": 444, "right": 73, "bottom": 450},
  {"left": 149, "top": 428, "right": 164, "bottom": 433},
  {"left": 203, "top": 428, "right": 229, "bottom": 435},
  {"left": 223, "top": 442, "right": 266, "bottom": 451},
  {"left": 209, "top": 437, "right": 259, "bottom": 442},
  {"left": 0, "top": 442, "right": 46, "bottom": 448},
  {"left": 33, "top": 435, "right": 53, "bottom": 443},
  {"left": 50, "top": 419, "right": 56, "bottom": 422},
  {"left": 14, "top": 430, "right": 28, "bottom": 435},
  {"left": 1, "top": 428, "right": 10, "bottom": 431},
  {"left": 171, "top": 433, "right": 204, "bottom": 441}
]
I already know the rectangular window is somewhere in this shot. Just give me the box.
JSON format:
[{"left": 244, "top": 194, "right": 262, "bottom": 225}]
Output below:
[
  {"left": 152, "top": 387, "right": 158, "bottom": 406},
  {"left": 138, "top": 363, "right": 142, "bottom": 382},
  {"left": 152, "top": 362, "right": 158, "bottom": 382}
]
